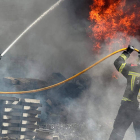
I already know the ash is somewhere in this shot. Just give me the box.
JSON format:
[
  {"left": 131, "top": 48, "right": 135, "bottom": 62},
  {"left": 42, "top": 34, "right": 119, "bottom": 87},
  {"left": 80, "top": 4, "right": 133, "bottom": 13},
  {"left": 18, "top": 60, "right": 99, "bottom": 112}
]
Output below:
[{"left": 41, "top": 122, "right": 108, "bottom": 140}]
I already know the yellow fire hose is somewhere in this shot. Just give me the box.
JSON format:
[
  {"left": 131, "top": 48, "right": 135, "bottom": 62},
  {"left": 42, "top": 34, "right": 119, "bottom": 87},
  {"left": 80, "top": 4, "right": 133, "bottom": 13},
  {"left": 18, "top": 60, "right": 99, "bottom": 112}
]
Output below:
[{"left": 0, "top": 48, "right": 139, "bottom": 94}]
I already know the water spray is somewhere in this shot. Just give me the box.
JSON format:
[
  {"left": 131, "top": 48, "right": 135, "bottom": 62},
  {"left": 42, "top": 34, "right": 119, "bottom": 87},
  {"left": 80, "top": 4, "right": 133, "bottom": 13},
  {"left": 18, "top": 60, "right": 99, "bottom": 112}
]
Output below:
[{"left": 1, "top": 0, "right": 63, "bottom": 57}]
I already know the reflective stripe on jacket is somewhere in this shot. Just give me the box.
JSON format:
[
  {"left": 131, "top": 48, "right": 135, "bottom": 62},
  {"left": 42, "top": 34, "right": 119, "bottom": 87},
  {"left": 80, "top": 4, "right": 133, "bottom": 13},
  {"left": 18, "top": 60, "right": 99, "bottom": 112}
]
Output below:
[{"left": 114, "top": 51, "right": 140, "bottom": 102}]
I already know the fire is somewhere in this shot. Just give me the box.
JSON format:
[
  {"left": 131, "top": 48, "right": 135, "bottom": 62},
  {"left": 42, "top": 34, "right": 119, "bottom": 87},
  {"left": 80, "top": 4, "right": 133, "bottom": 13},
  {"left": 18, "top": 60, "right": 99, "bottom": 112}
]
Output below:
[
  {"left": 89, "top": 0, "right": 140, "bottom": 52},
  {"left": 112, "top": 71, "right": 119, "bottom": 79}
]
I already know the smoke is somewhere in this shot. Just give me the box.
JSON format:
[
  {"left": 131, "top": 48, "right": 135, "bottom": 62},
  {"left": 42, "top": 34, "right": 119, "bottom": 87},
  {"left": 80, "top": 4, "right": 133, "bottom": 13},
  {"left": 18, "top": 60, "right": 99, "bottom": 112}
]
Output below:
[
  {"left": 0, "top": 0, "right": 94, "bottom": 82},
  {"left": 0, "top": 0, "right": 139, "bottom": 140},
  {"left": 62, "top": 33, "right": 140, "bottom": 139}
]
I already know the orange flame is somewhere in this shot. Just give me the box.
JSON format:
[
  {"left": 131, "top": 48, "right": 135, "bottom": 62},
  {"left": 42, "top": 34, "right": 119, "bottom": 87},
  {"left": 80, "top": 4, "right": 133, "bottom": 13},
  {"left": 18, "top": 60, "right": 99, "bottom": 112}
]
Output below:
[
  {"left": 89, "top": 0, "right": 140, "bottom": 52},
  {"left": 112, "top": 71, "right": 119, "bottom": 79}
]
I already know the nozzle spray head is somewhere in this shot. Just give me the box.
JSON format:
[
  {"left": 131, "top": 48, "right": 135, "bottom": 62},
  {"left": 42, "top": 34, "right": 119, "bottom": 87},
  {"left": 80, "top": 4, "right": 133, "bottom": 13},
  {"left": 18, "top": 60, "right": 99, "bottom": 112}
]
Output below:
[{"left": 0, "top": 54, "right": 2, "bottom": 60}]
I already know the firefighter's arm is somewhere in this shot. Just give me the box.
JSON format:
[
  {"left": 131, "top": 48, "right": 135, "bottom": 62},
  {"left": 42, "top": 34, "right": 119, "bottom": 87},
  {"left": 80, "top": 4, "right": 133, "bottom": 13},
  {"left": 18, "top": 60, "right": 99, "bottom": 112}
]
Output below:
[{"left": 114, "top": 45, "right": 134, "bottom": 74}]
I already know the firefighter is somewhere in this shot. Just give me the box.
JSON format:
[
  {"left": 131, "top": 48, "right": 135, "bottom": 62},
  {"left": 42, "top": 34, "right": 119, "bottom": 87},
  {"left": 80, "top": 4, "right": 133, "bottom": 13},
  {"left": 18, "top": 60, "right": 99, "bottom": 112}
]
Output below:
[{"left": 109, "top": 45, "right": 140, "bottom": 140}]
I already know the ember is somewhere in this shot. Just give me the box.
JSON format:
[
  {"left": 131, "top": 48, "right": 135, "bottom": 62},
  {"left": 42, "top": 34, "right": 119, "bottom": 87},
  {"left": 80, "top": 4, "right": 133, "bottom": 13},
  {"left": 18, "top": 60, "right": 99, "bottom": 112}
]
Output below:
[{"left": 112, "top": 71, "right": 119, "bottom": 79}]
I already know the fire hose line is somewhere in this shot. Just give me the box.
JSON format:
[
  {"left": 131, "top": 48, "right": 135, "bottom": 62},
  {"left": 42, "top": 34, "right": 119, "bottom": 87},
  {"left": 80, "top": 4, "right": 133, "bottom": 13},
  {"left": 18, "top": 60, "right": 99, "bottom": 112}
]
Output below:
[
  {"left": 0, "top": 48, "right": 139, "bottom": 94},
  {"left": 1, "top": 0, "right": 63, "bottom": 57}
]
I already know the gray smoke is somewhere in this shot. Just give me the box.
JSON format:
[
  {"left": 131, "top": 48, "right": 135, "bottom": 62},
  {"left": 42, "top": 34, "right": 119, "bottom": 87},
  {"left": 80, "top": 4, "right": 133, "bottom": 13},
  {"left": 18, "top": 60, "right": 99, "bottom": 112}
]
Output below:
[
  {"left": 0, "top": 0, "right": 93, "bottom": 80},
  {"left": 0, "top": 0, "right": 139, "bottom": 140}
]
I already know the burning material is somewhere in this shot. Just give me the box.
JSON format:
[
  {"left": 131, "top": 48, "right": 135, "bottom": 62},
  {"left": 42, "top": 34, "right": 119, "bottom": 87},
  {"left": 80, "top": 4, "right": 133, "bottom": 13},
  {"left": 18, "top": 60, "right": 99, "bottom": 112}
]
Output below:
[
  {"left": 112, "top": 71, "right": 119, "bottom": 79},
  {"left": 89, "top": 0, "right": 140, "bottom": 52}
]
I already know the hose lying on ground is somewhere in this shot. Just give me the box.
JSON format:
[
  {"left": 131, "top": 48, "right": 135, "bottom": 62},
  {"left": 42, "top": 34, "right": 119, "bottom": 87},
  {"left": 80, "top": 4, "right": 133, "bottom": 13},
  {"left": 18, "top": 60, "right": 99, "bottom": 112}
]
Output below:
[{"left": 0, "top": 48, "right": 139, "bottom": 94}]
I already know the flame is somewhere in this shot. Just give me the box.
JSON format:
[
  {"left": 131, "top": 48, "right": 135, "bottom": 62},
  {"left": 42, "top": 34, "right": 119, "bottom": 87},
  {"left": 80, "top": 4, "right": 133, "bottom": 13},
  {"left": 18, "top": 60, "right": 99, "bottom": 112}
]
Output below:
[
  {"left": 89, "top": 0, "right": 140, "bottom": 52},
  {"left": 112, "top": 71, "right": 119, "bottom": 79}
]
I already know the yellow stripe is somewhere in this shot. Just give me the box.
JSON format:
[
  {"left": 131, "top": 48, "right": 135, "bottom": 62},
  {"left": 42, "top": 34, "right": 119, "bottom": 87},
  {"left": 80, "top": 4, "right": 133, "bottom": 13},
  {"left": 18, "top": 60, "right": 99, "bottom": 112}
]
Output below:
[
  {"left": 119, "top": 64, "right": 123, "bottom": 72},
  {"left": 133, "top": 76, "right": 136, "bottom": 91},
  {"left": 121, "top": 63, "right": 126, "bottom": 72},
  {"left": 128, "top": 72, "right": 140, "bottom": 91},
  {"left": 122, "top": 97, "right": 131, "bottom": 102},
  {"left": 119, "top": 63, "right": 126, "bottom": 73},
  {"left": 120, "top": 54, "right": 127, "bottom": 60},
  {"left": 131, "top": 76, "right": 133, "bottom": 91},
  {"left": 128, "top": 71, "right": 140, "bottom": 76},
  {"left": 131, "top": 76, "right": 136, "bottom": 91}
]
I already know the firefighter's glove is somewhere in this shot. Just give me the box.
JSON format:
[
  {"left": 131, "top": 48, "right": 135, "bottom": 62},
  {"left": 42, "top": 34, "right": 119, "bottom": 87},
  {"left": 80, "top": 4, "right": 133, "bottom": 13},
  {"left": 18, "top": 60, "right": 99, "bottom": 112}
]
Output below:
[{"left": 126, "top": 45, "right": 134, "bottom": 54}]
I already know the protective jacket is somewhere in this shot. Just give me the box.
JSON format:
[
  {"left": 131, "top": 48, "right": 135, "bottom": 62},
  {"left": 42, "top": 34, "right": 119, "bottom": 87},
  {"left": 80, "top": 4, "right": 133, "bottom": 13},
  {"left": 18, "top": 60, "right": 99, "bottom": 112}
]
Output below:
[{"left": 114, "top": 51, "right": 140, "bottom": 104}]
